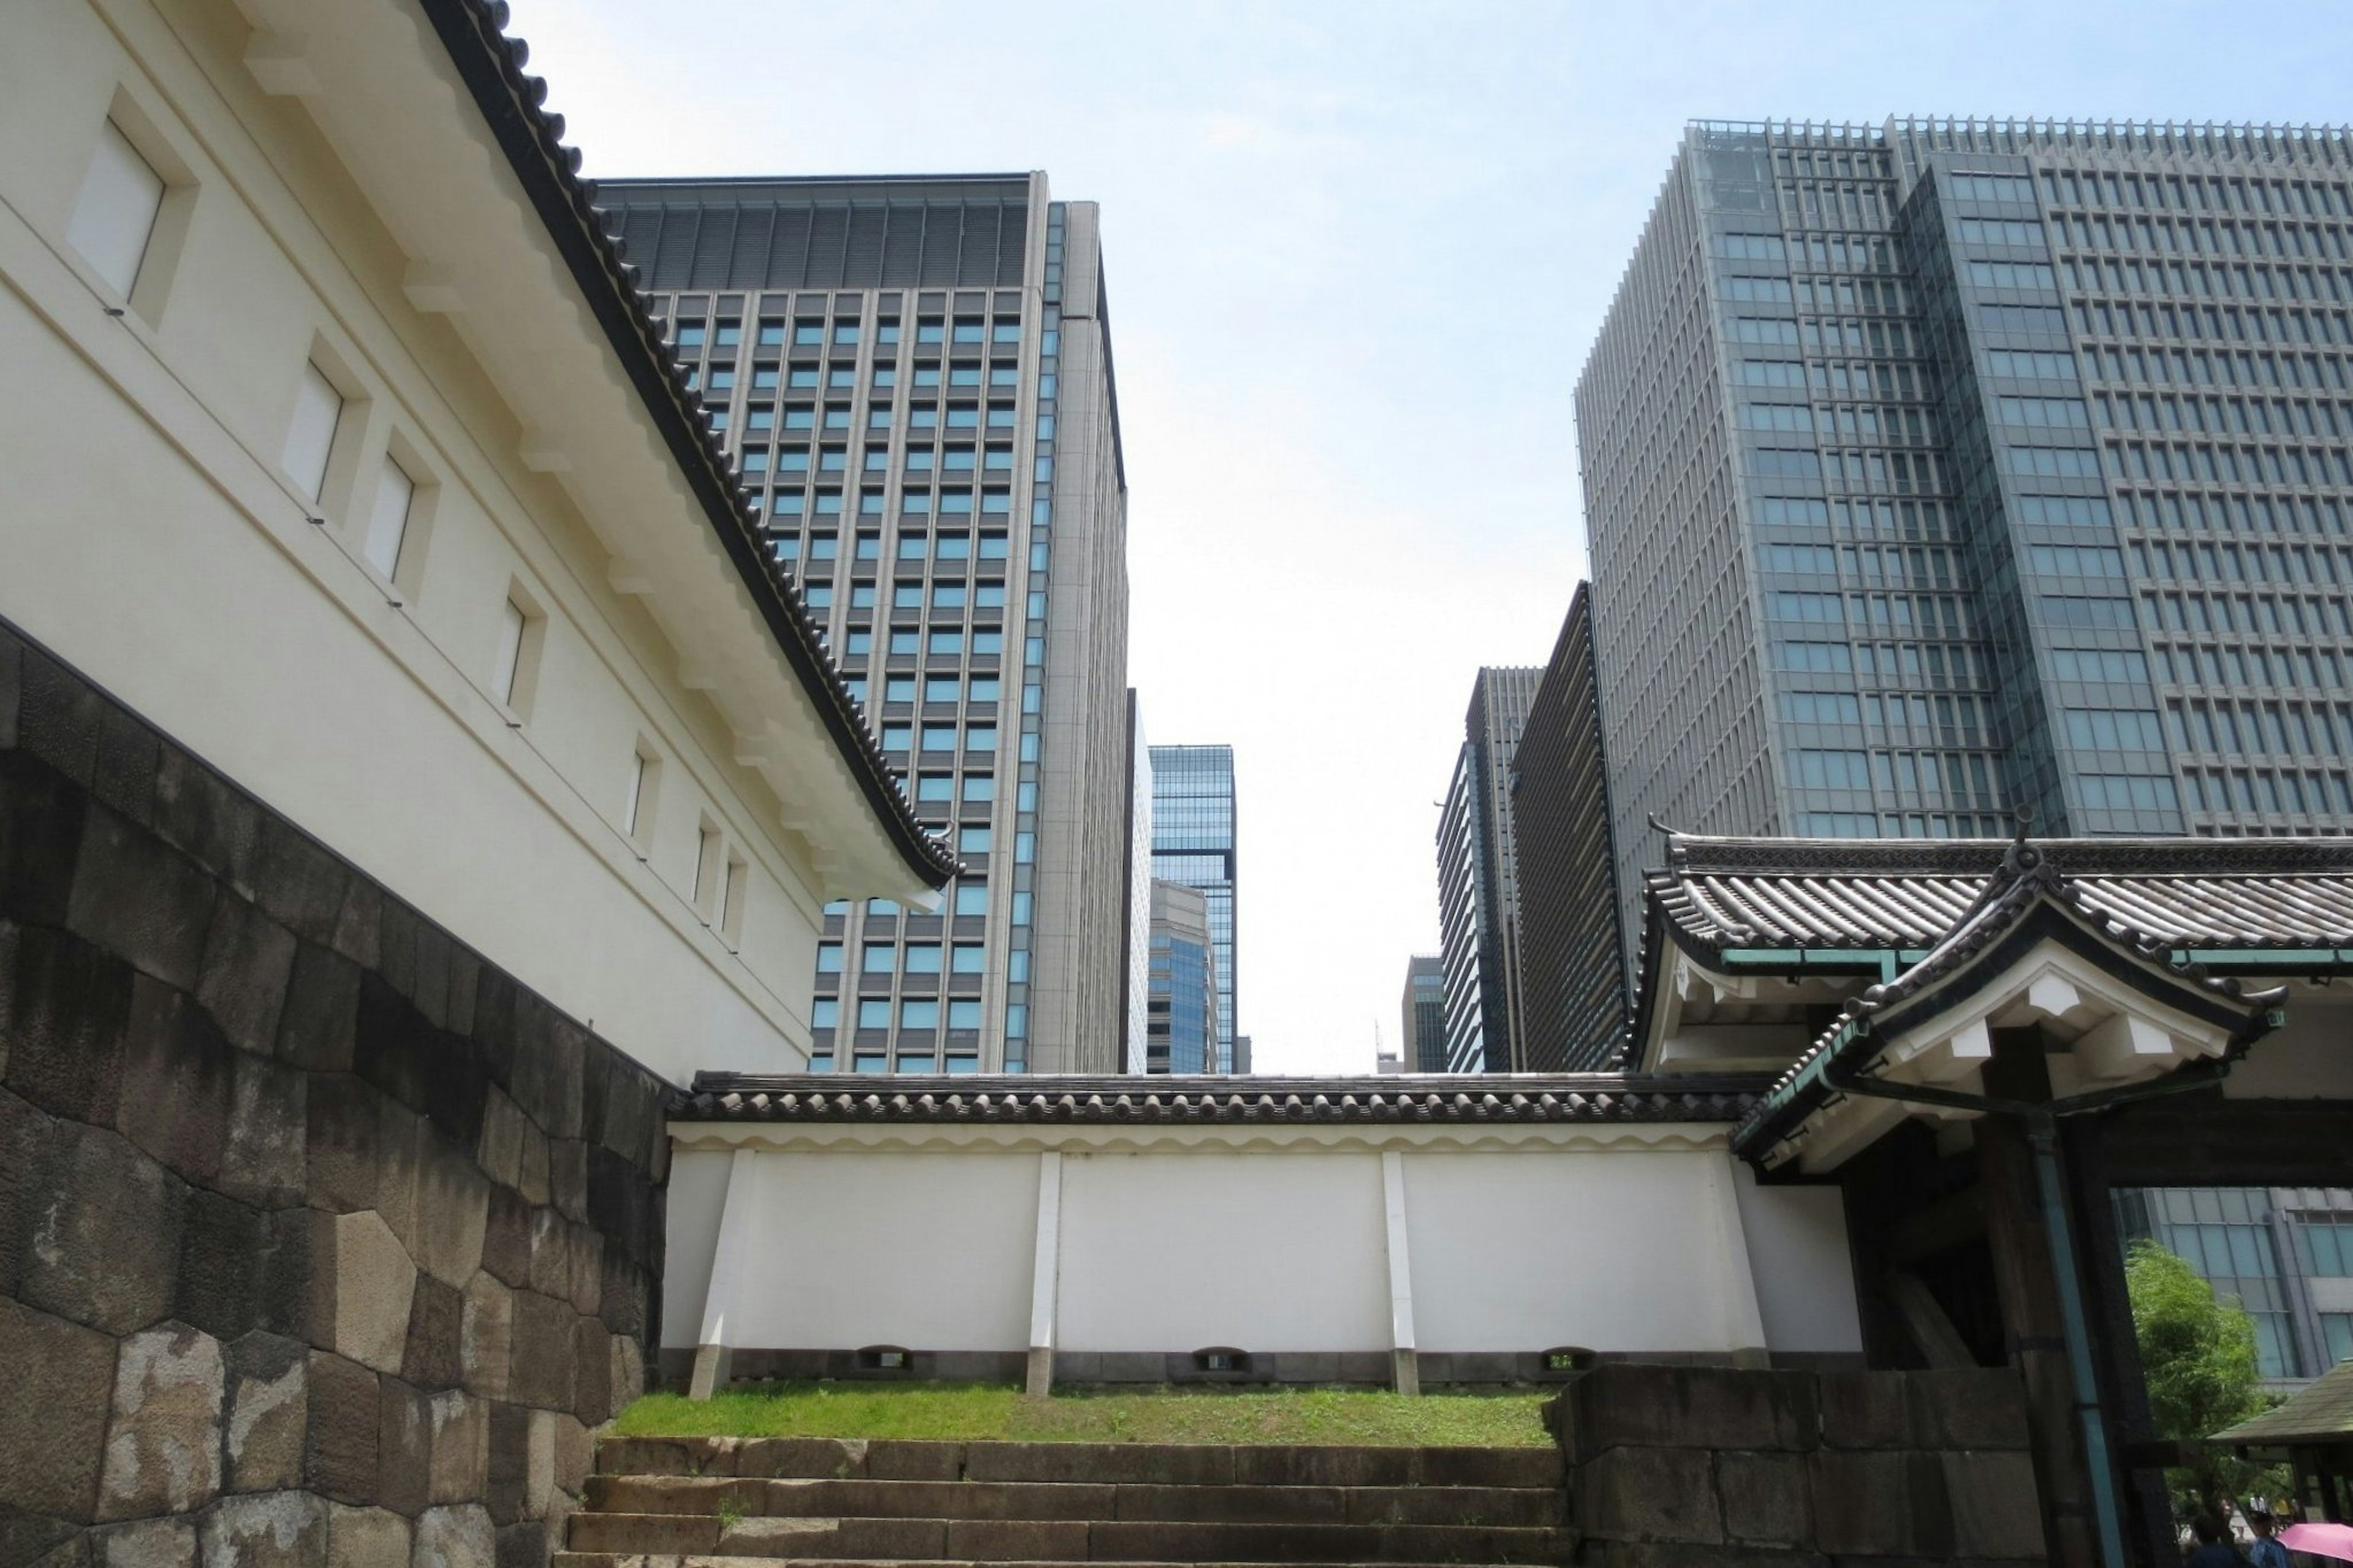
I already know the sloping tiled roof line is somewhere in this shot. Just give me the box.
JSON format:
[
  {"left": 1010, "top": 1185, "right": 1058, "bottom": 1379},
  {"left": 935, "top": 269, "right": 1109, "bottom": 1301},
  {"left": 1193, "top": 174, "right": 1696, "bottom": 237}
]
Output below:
[
  {"left": 418, "top": 0, "right": 958, "bottom": 887},
  {"left": 2212, "top": 1357, "right": 2353, "bottom": 1444},
  {"left": 1648, "top": 833, "right": 2353, "bottom": 955},
  {"left": 675, "top": 1074, "right": 1770, "bottom": 1124},
  {"left": 1730, "top": 841, "right": 2289, "bottom": 1159}
]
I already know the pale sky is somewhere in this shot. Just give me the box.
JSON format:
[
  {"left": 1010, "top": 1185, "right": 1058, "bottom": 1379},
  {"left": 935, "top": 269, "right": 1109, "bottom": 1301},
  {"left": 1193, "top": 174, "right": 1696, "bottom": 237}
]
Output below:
[{"left": 505, "top": 0, "right": 2353, "bottom": 1075}]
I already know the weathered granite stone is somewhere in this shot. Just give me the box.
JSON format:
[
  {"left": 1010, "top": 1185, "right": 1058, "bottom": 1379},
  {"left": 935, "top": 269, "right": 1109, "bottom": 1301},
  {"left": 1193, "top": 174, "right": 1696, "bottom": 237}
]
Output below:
[
  {"left": 26, "top": 1122, "right": 186, "bottom": 1335},
  {"left": 547, "top": 1139, "right": 586, "bottom": 1225},
  {"left": 490, "top": 1521, "right": 544, "bottom": 1568},
  {"left": 375, "top": 903, "right": 418, "bottom": 1018},
  {"left": 1941, "top": 1449, "right": 2045, "bottom": 1557},
  {"left": 150, "top": 745, "right": 258, "bottom": 896},
  {"left": 551, "top": 1413, "right": 593, "bottom": 1499},
  {"left": 565, "top": 1221, "right": 602, "bottom": 1317},
  {"left": 6, "top": 924, "right": 133, "bottom": 1124},
  {"left": 513, "top": 1118, "right": 550, "bottom": 1209},
  {"left": 1808, "top": 1449, "right": 1946, "bottom": 1556},
  {"left": 475, "top": 1089, "right": 525, "bottom": 1193},
  {"left": 411, "top": 1504, "right": 493, "bottom": 1568},
  {"left": 403, "top": 1272, "right": 466, "bottom": 1392},
  {"left": 330, "top": 877, "right": 382, "bottom": 971},
  {"left": 0, "top": 1080, "right": 58, "bottom": 1298},
  {"left": 572, "top": 1314, "right": 613, "bottom": 1426},
  {"left": 610, "top": 1328, "right": 645, "bottom": 1411},
  {"left": 1578, "top": 1446, "right": 1723, "bottom": 1545},
  {"left": 376, "top": 1100, "right": 425, "bottom": 1257},
  {"left": 377, "top": 1376, "right": 432, "bottom": 1517},
  {"left": 427, "top": 1391, "right": 488, "bottom": 1506},
  {"left": 326, "top": 1505, "right": 410, "bottom": 1568},
  {"left": 219, "top": 1048, "right": 306, "bottom": 1208},
  {"left": 420, "top": 1029, "right": 485, "bottom": 1155},
  {"left": 598, "top": 1246, "right": 645, "bottom": 1339},
  {"left": 17, "top": 646, "right": 103, "bottom": 785},
  {"left": 523, "top": 1206, "right": 567, "bottom": 1299},
  {"left": 303, "top": 1352, "right": 380, "bottom": 1505},
  {"left": 468, "top": 971, "right": 516, "bottom": 1091},
  {"left": 89, "top": 707, "right": 159, "bottom": 828},
  {"left": 275, "top": 941, "right": 359, "bottom": 1073},
  {"left": 327, "top": 1497, "right": 409, "bottom": 1563},
  {"left": 523, "top": 1412, "right": 555, "bottom": 1518},
  {"left": 66, "top": 803, "right": 214, "bottom": 991},
  {"left": 510, "top": 1010, "right": 583, "bottom": 1143},
  {"left": 1817, "top": 1369, "right": 1910, "bottom": 1450},
  {"left": 248, "top": 816, "right": 349, "bottom": 949},
  {"left": 333, "top": 1210, "right": 418, "bottom": 1374},
  {"left": 507, "top": 1292, "right": 575, "bottom": 1413},
  {"left": 116, "top": 976, "right": 233, "bottom": 1184},
  {"left": 479, "top": 1186, "right": 531, "bottom": 1289},
  {"left": 1908, "top": 1366, "right": 2032, "bottom": 1450},
  {"left": 483, "top": 1403, "right": 529, "bottom": 1524},
  {"left": 444, "top": 950, "right": 479, "bottom": 1040},
  {"left": 200, "top": 1490, "right": 327, "bottom": 1568},
  {"left": 98, "top": 1322, "right": 224, "bottom": 1520},
  {"left": 225, "top": 1331, "right": 308, "bottom": 1494},
  {"left": 0, "top": 1293, "right": 118, "bottom": 1521},
  {"left": 1716, "top": 1449, "right": 1811, "bottom": 1546},
  {"left": 354, "top": 975, "right": 428, "bottom": 1118},
  {"left": 195, "top": 894, "right": 297, "bottom": 1058},
  {"left": 93, "top": 1517, "right": 195, "bottom": 1568},
  {"left": 176, "top": 1187, "right": 270, "bottom": 1341},
  {"left": 410, "top": 1138, "right": 488, "bottom": 1289},
  {"left": 411, "top": 923, "right": 452, "bottom": 1030},
  {"left": 303, "top": 1074, "right": 379, "bottom": 1216},
  {"left": 260, "top": 1206, "right": 325, "bottom": 1346},
  {"left": 459, "top": 1273, "right": 512, "bottom": 1403},
  {"left": 0, "top": 619, "right": 20, "bottom": 749}
]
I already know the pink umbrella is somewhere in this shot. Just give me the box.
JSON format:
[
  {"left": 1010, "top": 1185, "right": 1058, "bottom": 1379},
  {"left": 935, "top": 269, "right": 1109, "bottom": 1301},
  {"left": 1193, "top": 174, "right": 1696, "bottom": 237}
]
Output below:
[{"left": 2283, "top": 1522, "right": 2353, "bottom": 1563}]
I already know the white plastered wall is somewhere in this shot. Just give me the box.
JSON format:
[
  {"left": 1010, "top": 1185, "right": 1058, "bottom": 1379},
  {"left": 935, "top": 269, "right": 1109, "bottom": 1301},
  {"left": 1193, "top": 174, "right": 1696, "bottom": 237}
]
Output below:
[
  {"left": 664, "top": 1125, "right": 1867, "bottom": 1365},
  {"left": 0, "top": 0, "right": 920, "bottom": 1079}
]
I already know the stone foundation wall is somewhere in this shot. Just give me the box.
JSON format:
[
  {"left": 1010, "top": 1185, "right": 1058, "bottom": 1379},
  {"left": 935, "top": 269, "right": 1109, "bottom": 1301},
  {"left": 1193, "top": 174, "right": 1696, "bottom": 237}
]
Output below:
[
  {"left": 1555, "top": 1363, "right": 2048, "bottom": 1564},
  {"left": 0, "top": 620, "right": 669, "bottom": 1566}
]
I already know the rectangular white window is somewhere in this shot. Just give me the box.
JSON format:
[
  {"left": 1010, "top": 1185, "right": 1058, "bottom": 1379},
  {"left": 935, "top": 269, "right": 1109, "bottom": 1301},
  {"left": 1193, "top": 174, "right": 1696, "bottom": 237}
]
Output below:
[
  {"left": 363, "top": 459, "right": 414, "bottom": 580},
  {"left": 719, "top": 854, "right": 746, "bottom": 942},
  {"left": 622, "top": 751, "right": 648, "bottom": 838},
  {"left": 67, "top": 121, "right": 164, "bottom": 298},
  {"left": 693, "top": 825, "right": 720, "bottom": 907},
  {"left": 491, "top": 597, "right": 527, "bottom": 706},
  {"left": 283, "top": 362, "right": 343, "bottom": 502}
]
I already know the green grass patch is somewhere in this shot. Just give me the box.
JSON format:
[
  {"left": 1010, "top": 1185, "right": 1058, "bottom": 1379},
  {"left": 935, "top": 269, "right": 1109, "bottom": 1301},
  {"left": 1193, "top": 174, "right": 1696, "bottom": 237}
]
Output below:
[{"left": 616, "top": 1382, "right": 1553, "bottom": 1448}]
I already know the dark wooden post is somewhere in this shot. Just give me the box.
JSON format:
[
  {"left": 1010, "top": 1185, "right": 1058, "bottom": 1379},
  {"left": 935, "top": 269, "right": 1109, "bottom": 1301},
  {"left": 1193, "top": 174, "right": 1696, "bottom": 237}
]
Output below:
[{"left": 1976, "top": 1029, "right": 2101, "bottom": 1568}]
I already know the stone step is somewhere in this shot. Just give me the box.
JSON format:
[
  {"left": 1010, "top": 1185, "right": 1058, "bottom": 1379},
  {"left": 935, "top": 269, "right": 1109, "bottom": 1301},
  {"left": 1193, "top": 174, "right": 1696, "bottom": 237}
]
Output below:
[
  {"left": 596, "top": 1436, "right": 1563, "bottom": 1490},
  {"left": 585, "top": 1474, "right": 1564, "bottom": 1527},
  {"left": 555, "top": 1559, "right": 1529, "bottom": 1568},
  {"left": 567, "top": 1512, "right": 1575, "bottom": 1563}
]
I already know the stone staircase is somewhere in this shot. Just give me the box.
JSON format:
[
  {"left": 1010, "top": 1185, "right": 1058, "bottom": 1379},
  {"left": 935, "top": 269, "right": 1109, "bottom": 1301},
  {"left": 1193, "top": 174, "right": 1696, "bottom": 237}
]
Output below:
[{"left": 561, "top": 1435, "right": 1571, "bottom": 1567}]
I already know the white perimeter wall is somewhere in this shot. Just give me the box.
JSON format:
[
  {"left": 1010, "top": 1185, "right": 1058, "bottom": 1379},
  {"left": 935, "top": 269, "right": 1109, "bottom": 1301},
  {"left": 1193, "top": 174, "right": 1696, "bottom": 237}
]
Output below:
[{"left": 665, "top": 1129, "right": 1865, "bottom": 1365}]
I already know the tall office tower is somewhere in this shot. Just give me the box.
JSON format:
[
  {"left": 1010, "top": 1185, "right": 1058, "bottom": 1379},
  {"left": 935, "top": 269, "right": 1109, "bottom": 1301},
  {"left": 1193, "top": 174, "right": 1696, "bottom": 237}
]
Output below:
[
  {"left": 1510, "top": 586, "right": 1629, "bottom": 1069},
  {"left": 602, "top": 175, "right": 1132, "bottom": 1074},
  {"left": 1150, "top": 744, "right": 1240, "bottom": 1072},
  {"left": 1398, "top": 955, "right": 1447, "bottom": 1074},
  {"left": 1434, "top": 668, "right": 1542, "bottom": 1073},
  {"left": 1143, "top": 879, "right": 1221, "bottom": 1072},
  {"left": 1580, "top": 119, "right": 2353, "bottom": 955},
  {"left": 1121, "top": 691, "right": 1153, "bottom": 1072}
]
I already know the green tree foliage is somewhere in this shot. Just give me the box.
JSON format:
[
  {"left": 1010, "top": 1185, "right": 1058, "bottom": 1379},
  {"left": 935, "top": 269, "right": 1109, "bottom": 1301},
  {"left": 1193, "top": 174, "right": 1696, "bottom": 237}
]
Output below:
[{"left": 2124, "top": 1239, "right": 2282, "bottom": 1523}]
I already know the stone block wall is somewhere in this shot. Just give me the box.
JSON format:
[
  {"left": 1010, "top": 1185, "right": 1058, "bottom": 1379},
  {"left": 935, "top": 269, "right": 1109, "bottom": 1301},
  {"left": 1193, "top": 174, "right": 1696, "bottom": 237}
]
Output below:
[
  {"left": 0, "top": 619, "right": 669, "bottom": 1566},
  {"left": 1555, "top": 1363, "right": 2048, "bottom": 1565}
]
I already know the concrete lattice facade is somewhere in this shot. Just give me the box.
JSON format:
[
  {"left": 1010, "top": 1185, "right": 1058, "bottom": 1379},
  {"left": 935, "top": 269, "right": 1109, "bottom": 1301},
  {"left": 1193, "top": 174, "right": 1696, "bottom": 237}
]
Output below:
[
  {"left": 601, "top": 178, "right": 1134, "bottom": 1074},
  {"left": 1581, "top": 119, "right": 2353, "bottom": 963},
  {"left": 1435, "top": 668, "right": 1539, "bottom": 1072},
  {"left": 1509, "top": 587, "right": 1629, "bottom": 1069}
]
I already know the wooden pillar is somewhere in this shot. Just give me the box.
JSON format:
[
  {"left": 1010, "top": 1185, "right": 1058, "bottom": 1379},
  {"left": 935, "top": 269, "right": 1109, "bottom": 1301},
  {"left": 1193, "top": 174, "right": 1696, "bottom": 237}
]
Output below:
[{"left": 1975, "top": 1029, "right": 2099, "bottom": 1568}]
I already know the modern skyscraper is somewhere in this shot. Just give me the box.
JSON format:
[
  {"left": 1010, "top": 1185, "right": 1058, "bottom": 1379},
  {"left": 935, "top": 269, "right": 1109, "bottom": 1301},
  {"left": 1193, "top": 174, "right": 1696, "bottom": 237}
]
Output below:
[
  {"left": 1398, "top": 955, "right": 1447, "bottom": 1074},
  {"left": 601, "top": 174, "right": 1132, "bottom": 1073},
  {"left": 1150, "top": 744, "right": 1239, "bottom": 1072},
  {"left": 1510, "top": 586, "right": 1629, "bottom": 1068},
  {"left": 1144, "top": 879, "right": 1220, "bottom": 1073},
  {"left": 1435, "top": 667, "right": 1540, "bottom": 1073},
  {"left": 1580, "top": 119, "right": 2353, "bottom": 954},
  {"left": 1121, "top": 690, "right": 1153, "bottom": 1072}
]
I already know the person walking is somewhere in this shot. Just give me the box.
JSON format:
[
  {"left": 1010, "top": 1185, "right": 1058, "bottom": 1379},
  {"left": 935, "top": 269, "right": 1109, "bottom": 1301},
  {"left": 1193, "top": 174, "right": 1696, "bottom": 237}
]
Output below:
[{"left": 2246, "top": 1510, "right": 2290, "bottom": 1568}]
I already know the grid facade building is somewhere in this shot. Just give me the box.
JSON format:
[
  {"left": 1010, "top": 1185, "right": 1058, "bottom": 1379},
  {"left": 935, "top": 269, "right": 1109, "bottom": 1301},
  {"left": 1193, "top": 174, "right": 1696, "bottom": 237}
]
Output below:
[
  {"left": 1398, "top": 955, "right": 1447, "bottom": 1074},
  {"left": 601, "top": 174, "right": 1132, "bottom": 1073},
  {"left": 1580, "top": 119, "right": 2353, "bottom": 962},
  {"left": 1435, "top": 667, "right": 1540, "bottom": 1073},
  {"left": 2115, "top": 1186, "right": 2353, "bottom": 1382},
  {"left": 1144, "top": 879, "right": 1220, "bottom": 1074},
  {"left": 1148, "top": 744, "right": 1239, "bottom": 1073},
  {"left": 1509, "top": 586, "right": 1629, "bottom": 1068}
]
